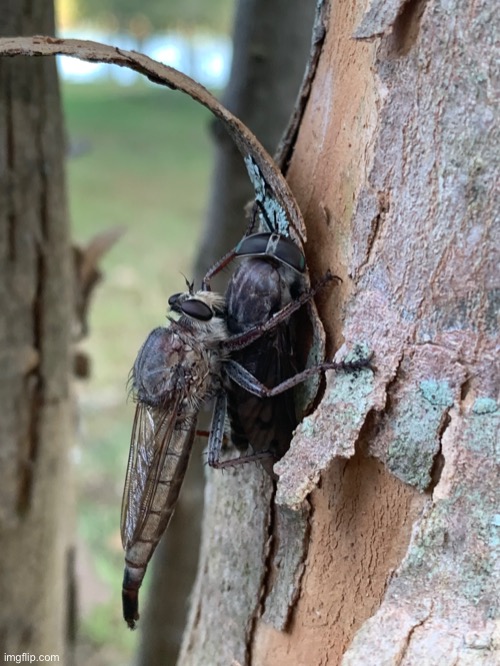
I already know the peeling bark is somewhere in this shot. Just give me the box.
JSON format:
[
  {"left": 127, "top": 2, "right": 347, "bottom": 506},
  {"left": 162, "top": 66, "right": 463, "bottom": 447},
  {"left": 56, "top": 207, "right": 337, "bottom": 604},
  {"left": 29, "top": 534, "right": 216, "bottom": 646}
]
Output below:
[{"left": 270, "top": 0, "right": 498, "bottom": 662}]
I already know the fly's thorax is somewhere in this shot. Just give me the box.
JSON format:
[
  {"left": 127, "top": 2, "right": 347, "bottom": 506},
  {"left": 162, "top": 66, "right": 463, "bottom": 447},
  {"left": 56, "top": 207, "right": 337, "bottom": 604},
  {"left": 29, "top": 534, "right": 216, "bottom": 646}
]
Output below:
[
  {"left": 180, "top": 333, "right": 226, "bottom": 405},
  {"left": 131, "top": 325, "right": 215, "bottom": 407},
  {"left": 226, "top": 258, "right": 305, "bottom": 334}
]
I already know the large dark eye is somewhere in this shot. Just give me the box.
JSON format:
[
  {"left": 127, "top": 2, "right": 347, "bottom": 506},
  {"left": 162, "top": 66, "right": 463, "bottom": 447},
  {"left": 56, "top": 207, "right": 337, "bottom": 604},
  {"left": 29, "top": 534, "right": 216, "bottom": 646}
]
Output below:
[
  {"left": 236, "top": 233, "right": 269, "bottom": 256},
  {"left": 168, "top": 292, "right": 182, "bottom": 307},
  {"left": 180, "top": 299, "right": 213, "bottom": 321},
  {"left": 275, "top": 237, "right": 305, "bottom": 272},
  {"left": 235, "top": 232, "right": 305, "bottom": 273}
]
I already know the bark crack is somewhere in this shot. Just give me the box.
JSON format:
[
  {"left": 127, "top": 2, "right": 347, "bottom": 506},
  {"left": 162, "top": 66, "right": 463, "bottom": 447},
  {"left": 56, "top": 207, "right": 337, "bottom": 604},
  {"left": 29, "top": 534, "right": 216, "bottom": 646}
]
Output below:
[
  {"left": 244, "top": 492, "right": 275, "bottom": 666},
  {"left": 396, "top": 603, "right": 432, "bottom": 664},
  {"left": 6, "top": 67, "right": 15, "bottom": 261},
  {"left": 18, "top": 65, "right": 49, "bottom": 513},
  {"left": 365, "top": 190, "right": 390, "bottom": 268},
  {"left": 391, "top": 0, "right": 430, "bottom": 56},
  {"left": 428, "top": 406, "right": 451, "bottom": 491}
]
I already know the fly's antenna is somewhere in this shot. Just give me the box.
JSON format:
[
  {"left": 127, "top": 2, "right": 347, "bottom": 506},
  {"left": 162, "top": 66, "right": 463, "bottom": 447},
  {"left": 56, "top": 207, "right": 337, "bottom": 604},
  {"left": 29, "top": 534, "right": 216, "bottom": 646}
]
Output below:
[{"left": 180, "top": 273, "right": 194, "bottom": 294}]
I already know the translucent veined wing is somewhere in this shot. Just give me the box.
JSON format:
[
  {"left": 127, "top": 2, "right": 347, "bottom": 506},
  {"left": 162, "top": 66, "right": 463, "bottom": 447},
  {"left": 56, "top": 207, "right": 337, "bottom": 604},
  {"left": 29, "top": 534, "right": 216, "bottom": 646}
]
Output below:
[{"left": 120, "top": 390, "right": 195, "bottom": 548}]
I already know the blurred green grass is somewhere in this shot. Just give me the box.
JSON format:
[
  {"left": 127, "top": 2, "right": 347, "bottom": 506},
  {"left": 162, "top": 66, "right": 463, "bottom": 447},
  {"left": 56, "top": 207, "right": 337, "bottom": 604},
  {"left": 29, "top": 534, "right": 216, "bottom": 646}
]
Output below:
[{"left": 63, "top": 80, "right": 213, "bottom": 660}]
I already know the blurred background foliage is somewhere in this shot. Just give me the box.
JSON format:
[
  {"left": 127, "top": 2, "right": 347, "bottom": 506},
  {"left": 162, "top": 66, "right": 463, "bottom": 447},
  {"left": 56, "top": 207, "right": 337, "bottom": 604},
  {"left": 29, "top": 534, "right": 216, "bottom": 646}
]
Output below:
[
  {"left": 56, "top": 0, "right": 235, "bottom": 663},
  {"left": 57, "top": 0, "right": 234, "bottom": 35}
]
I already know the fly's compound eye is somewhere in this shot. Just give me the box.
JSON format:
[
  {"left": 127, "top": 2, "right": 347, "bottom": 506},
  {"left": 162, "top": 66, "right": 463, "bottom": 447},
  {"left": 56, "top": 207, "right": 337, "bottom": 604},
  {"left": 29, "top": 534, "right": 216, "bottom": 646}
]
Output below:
[
  {"left": 273, "top": 236, "right": 306, "bottom": 273},
  {"left": 236, "top": 233, "right": 305, "bottom": 273},
  {"left": 180, "top": 299, "right": 213, "bottom": 321},
  {"left": 168, "top": 292, "right": 182, "bottom": 307}
]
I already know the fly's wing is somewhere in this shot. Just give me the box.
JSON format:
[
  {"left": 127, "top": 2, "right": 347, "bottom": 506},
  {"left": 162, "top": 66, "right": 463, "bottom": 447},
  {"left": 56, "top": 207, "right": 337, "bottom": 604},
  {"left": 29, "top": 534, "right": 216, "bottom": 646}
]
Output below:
[
  {"left": 225, "top": 259, "right": 301, "bottom": 471},
  {"left": 120, "top": 391, "right": 195, "bottom": 549},
  {"left": 228, "top": 324, "right": 298, "bottom": 462}
]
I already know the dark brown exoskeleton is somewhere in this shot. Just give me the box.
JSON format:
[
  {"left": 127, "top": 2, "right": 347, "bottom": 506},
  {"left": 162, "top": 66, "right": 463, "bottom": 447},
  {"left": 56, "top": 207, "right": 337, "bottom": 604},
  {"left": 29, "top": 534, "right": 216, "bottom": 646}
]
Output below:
[{"left": 202, "top": 223, "right": 311, "bottom": 477}]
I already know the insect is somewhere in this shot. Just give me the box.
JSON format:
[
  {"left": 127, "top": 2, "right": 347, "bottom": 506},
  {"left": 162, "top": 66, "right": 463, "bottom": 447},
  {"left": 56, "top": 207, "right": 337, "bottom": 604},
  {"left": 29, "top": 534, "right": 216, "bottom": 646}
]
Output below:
[
  {"left": 121, "top": 287, "right": 226, "bottom": 630},
  {"left": 120, "top": 237, "right": 359, "bottom": 628},
  {"left": 202, "top": 208, "right": 311, "bottom": 477},
  {"left": 225, "top": 247, "right": 306, "bottom": 475}
]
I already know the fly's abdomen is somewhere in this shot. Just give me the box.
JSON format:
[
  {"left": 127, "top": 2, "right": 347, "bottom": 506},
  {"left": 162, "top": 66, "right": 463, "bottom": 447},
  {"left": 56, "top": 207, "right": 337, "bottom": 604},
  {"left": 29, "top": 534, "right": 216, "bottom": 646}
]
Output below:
[
  {"left": 225, "top": 259, "right": 302, "bottom": 469},
  {"left": 122, "top": 420, "right": 195, "bottom": 629}
]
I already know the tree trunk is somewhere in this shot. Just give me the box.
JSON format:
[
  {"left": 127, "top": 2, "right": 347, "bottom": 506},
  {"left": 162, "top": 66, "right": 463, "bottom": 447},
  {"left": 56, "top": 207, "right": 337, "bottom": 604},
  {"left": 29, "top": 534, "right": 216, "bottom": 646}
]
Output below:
[
  {"left": 138, "top": 2, "right": 317, "bottom": 664},
  {"left": 0, "top": 1, "right": 74, "bottom": 661},
  {"left": 180, "top": 0, "right": 499, "bottom": 664}
]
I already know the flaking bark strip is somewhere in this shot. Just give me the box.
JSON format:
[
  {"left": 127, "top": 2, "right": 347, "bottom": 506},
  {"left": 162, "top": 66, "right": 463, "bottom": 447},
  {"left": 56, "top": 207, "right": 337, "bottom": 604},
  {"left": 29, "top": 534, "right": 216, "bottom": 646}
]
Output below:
[
  {"left": 276, "top": 359, "right": 375, "bottom": 509},
  {"left": 369, "top": 344, "right": 467, "bottom": 493},
  {"left": 275, "top": 0, "right": 330, "bottom": 171},
  {"left": 0, "top": 36, "right": 307, "bottom": 244},
  {"left": 353, "top": 0, "right": 426, "bottom": 41},
  {"left": 246, "top": 488, "right": 275, "bottom": 666}
]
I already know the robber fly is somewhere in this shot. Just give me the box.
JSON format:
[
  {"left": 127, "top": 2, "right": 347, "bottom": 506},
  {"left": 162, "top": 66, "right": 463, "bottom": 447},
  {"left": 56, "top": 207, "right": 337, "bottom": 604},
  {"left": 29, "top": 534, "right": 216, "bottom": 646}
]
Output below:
[
  {"left": 121, "top": 267, "right": 336, "bottom": 628},
  {"left": 121, "top": 288, "right": 226, "bottom": 629}
]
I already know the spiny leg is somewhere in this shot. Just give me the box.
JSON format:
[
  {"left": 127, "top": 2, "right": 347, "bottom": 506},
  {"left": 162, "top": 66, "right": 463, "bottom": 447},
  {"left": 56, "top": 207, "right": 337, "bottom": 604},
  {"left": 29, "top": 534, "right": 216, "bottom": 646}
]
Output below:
[
  {"left": 201, "top": 212, "right": 259, "bottom": 290},
  {"left": 223, "top": 271, "right": 339, "bottom": 353},
  {"left": 224, "top": 350, "right": 373, "bottom": 399}
]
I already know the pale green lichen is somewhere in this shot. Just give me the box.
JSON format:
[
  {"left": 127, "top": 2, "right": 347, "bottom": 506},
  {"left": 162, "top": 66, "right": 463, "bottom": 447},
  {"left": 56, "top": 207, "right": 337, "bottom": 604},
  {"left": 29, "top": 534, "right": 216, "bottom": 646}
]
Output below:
[
  {"left": 472, "top": 397, "right": 498, "bottom": 414},
  {"left": 243, "top": 156, "right": 289, "bottom": 236},
  {"left": 387, "top": 380, "right": 454, "bottom": 491},
  {"left": 466, "top": 406, "right": 499, "bottom": 461},
  {"left": 419, "top": 379, "right": 454, "bottom": 407}
]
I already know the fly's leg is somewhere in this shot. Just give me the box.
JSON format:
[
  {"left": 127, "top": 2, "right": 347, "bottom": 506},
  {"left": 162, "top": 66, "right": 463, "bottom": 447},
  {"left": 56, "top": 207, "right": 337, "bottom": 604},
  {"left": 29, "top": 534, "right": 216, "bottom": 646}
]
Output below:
[
  {"left": 202, "top": 247, "right": 239, "bottom": 291},
  {"left": 206, "top": 391, "right": 226, "bottom": 466},
  {"left": 223, "top": 271, "right": 339, "bottom": 352},
  {"left": 202, "top": 213, "right": 259, "bottom": 290},
  {"left": 209, "top": 449, "right": 276, "bottom": 470},
  {"left": 206, "top": 390, "right": 275, "bottom": 469},
  {"left": 196, "top": 429, "right": 229, "bottom": 445},
  {"left": 224, "top": 349, "right": 373, "bottom": 399}
]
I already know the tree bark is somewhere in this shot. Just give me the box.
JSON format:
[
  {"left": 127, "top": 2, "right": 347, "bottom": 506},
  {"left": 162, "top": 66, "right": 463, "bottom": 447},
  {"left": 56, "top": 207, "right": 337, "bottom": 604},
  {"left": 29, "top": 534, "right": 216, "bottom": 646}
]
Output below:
[
  {"left": 0, "top": 1, "right": 74, "bottom": 661},
  {"left": 138, "top": 2, "right": 317, "bottom": 664},
  {"left": 180, "top": 0, "right": 499, "bottom": 664}
]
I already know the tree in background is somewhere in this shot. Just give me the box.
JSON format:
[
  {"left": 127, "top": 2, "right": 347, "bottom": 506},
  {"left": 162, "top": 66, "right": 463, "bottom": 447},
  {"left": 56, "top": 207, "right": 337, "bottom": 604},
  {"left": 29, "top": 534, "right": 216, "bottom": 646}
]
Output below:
[
  {"left": 0, "top": 1, "right": 74, "bottom": 661},
  {"left": 75, "top": 0, "right": 235, "bottom": 37}
]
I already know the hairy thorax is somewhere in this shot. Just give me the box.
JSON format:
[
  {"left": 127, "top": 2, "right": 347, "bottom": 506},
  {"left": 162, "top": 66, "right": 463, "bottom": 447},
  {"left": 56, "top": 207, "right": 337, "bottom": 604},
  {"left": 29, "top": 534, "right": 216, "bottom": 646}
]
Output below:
[{"left": 132, "top": 316, "right": 227, "bottom": 411}]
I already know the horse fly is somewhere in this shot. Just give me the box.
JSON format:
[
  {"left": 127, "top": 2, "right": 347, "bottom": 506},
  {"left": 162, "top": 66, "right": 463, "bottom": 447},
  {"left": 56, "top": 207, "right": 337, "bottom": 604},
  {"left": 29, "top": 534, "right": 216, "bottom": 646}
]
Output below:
[{"left": 202, "top": 219, "right": 313, "bottom": 477}]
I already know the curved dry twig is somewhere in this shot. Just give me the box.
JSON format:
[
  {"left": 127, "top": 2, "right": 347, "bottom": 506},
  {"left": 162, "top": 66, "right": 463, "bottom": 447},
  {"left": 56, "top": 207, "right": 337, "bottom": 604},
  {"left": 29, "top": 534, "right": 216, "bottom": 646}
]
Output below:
[{"left": 0, "top": 35, "right": 307, "bottom": 245}]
